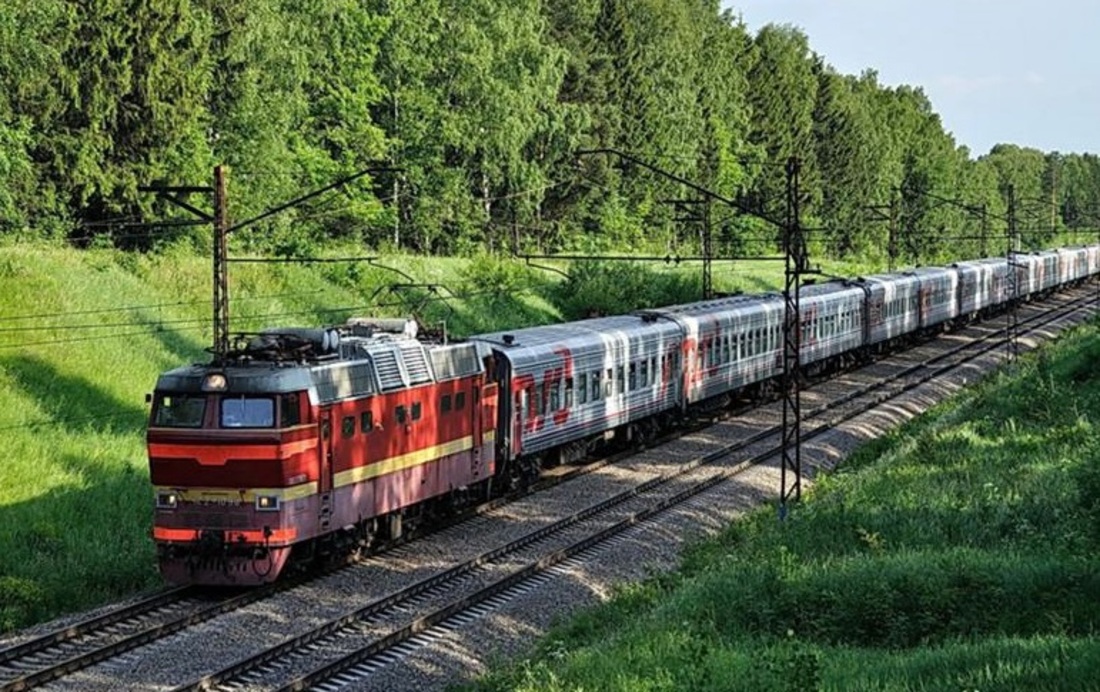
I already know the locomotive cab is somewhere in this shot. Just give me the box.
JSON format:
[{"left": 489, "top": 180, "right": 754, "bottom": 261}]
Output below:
[{"left": 148, "top": 366, "right": 319, "bottom": 585}]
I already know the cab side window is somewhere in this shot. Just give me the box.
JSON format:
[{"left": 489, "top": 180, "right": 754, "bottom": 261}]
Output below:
[{"left": 281, "top": 394, "right": 301, "bottom": 427}]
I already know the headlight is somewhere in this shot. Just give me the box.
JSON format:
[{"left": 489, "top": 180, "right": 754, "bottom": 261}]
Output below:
[
  {"left": 156, "top": 492, "right": 178, "bottom": 509},
  {"left": 256, "top": 495, "right": 280, "bottom": 511},
  {"left": 202, "top": 373, "right": 228, "bottom": 391}
]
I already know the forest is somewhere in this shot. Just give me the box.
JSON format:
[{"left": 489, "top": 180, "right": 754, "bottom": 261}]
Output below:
[{"left": 1, "top": 0, "right": 1098, "bottom": 266}]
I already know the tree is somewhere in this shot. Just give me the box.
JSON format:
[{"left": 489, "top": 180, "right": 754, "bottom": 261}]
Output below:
[
  {"left": 981, "top": 144, "right": 1049, "bottom": 248},
  {"left": 743, "top": 24, "right": 820, "bottom": 238},
  {"left": 370, "top": 0, "right": 567, "bottom": 254},
  {"left": 813, "top": 67, "right": 892, "bottom": 259}
]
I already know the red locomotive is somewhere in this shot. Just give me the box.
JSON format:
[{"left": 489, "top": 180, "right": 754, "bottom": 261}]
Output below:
[{"left": 148, "top": 320, "right": 498, "bottom": 585}]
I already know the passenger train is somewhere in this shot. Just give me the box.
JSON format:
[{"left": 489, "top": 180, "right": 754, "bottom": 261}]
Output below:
[{"left": 147, "top": 246, "right": 1100, "bottom": 584}]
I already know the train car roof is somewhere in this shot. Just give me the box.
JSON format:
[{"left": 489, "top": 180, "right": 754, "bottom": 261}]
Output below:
[
  {"left": 799, "top": 280, "right": 865, "bottom": 297},
  {"left": 905, "top": 266, "right": 956, "bottom": 277},
  {"left": 953, "top": 257, "right": 1008, "bottom": 266},
  {"left": 853, "top": 273, "right": 922, "bottom": 289},
  {"left": 855, "top": 271, "right": 920, "bottom": 282},
  {"left": 644, "top": 292, "right": 781, "bottom": 317},
  {"left": 469, "top": 313, "right": 681, "bottom": 353}
]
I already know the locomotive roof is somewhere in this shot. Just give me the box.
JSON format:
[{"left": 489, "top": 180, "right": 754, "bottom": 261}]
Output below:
[
  {"left": 154, "top": 363, "right": 314, "bottom": 394},
  {"left": 153, "top": 333, "right": 486, "bottom": 403}
]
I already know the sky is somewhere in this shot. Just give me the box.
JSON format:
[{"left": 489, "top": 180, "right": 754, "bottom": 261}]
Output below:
[{"left": 722, "top": 0, "right": 1100, "bottom": 157}]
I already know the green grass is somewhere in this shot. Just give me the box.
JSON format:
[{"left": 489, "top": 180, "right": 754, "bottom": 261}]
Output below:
[
  {"left": 465, "top": 323, "right": 1100, "bottom": 692},
  {"left": 0, "top": 240, "right": 863, "bottom": 633}
]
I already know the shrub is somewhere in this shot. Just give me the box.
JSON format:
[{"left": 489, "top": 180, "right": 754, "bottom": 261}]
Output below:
[
  {"left": 553, "top": 260, "right": 701, "bottom": 319},
  {"left": 0, "top": 576, "right": 46, "bottom": 632}
]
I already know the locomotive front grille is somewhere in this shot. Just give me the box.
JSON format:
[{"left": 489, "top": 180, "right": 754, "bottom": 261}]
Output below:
[{"left": 180, "top": 511, "right": 252, "bottom": 529}]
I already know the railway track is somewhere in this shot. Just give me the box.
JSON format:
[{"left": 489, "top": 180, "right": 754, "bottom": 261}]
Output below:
[
  {"left": 0, "top": 578, "right": 327, "bottom": 692},
  {"left": 0, "top": 586, "right": 196, "bottom": 691},
  {"left": 2, "top": 286, "right": 1094, "bottom": 691}
]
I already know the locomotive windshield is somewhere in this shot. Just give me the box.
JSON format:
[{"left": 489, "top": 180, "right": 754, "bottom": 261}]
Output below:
[
  {"left": 152, "top": 394, "right": 207, "bottom": 428},
  {"left": 220, "top": 396, "right": 275, "bottom": 428}
]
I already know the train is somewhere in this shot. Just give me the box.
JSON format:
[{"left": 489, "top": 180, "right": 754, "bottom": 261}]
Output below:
[{"left": 147, "top": 246, "right": 1100, "bottom": 585}]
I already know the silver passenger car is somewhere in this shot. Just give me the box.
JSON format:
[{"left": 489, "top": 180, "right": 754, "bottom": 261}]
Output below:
[
  {"left": 1035, "top": 250, "right": 1061, "bottom": 292},
  {"left": 1088, "top": 246, "right": 1100, "bottom": 276},
  {"left": 645, "top": 294, "right": 784, "bottom": 405},
  {"left": 1009, "top": 252, "right": 1041, "bottom": 298},
  {"left": 799, "top": 281, "right": 866, "bottom": 364},
  {"left": 1057, "top": 247, "right": 1089, "bottom": 284},
  {"left": 855, "top": 273, "right": 920, "bottom": 346},
  {"left": 953, "top": 257, "right": 1009, "bottom": 317},
  {"left": 909, "top": 267, "right": 960, "bottom": 328},
  {"left": 470, "top": 314, "right": 683, "bottom": 461}
]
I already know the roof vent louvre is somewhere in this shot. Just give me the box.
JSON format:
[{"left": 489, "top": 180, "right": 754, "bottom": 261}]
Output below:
[
  {"left": 370, "top": 347, "right": 406, "bottom": 391},
  {"left": 397, "top": 341, "right": 433, "bottom": 385}
]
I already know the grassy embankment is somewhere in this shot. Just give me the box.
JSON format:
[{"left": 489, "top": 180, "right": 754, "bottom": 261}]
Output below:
[
  {"left": 468, "top": 321, "right": 1100, "bottom": 691},
  {"left": 0, "top": 241, "right": 864, "bottom": 633}
]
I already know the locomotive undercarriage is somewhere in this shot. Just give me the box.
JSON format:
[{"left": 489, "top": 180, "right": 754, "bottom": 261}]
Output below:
[
  {"left": 157, "top": 530, "right": 292, "bottom": 586},
  {"left": 317, "top": 475, "right": 496, "bottom": 558}
]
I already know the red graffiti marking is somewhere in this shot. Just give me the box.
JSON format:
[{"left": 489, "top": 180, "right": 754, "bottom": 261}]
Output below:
[
  {"left": 551, "top": 347, "right": 573, "bottom": 426},
  {"left": 511, "top": 346, "right": 575, "bottom": 437}
]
